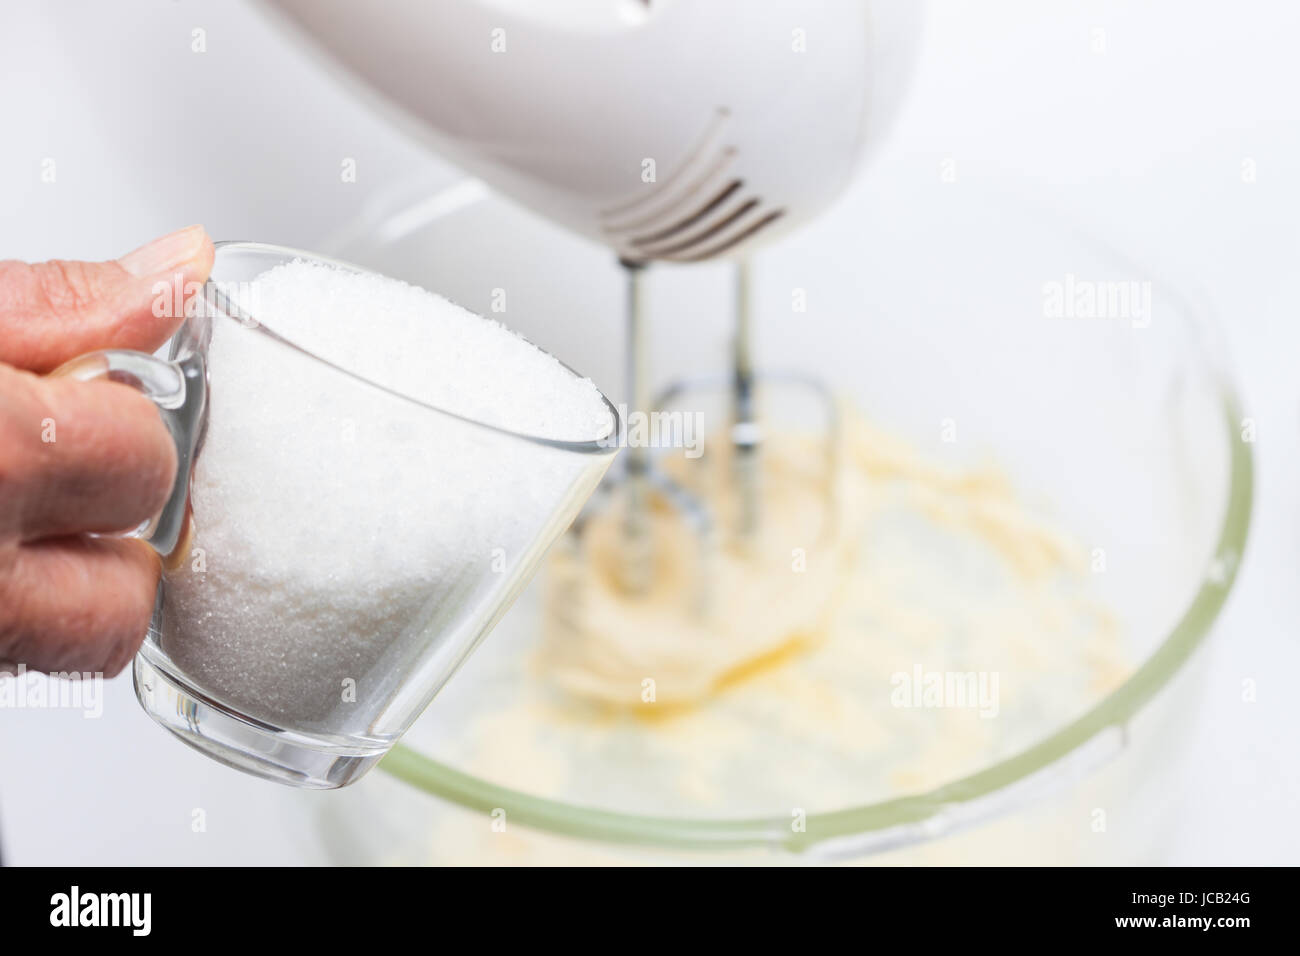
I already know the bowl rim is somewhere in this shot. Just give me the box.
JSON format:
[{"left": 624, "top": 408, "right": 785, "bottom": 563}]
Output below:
[
  {"left": 378, "top": 391, "right": 1250, "bottom": 853},
  {"left": 358, "top": 180, "right": 1255, "bottom": 855}
]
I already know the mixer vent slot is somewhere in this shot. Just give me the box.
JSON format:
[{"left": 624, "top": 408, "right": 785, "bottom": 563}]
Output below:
[
  {"left": 629, "top": 179, "right": 744, "bottom": 247},
  {"left": 598, "top": 107, "right": 783, "bottom": 262},
  {"left": 666, "top": 208, "right": 786, "bottom": 262}
]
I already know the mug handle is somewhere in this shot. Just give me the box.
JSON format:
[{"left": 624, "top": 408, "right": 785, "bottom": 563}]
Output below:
[{"left": 50, "top": 350, "right": 207, "bottom": 568}]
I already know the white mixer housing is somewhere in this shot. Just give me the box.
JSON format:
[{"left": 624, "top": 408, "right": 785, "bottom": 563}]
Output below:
[{"left": 263, "top": 0, "right": 920, "bottom": 262}]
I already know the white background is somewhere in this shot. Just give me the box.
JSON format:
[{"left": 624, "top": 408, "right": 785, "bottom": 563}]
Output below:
[{"left": 0, "top": 0, "right": 1296, "bottom": 864}]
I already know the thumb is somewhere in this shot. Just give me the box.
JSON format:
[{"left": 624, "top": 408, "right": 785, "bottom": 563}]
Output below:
[{"left": 0, "top": 225, "right": 214, "bottom": 373}]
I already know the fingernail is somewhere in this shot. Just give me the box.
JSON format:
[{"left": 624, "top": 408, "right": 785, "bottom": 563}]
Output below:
[{"left": 119, "top": 225, "right": 208, "bottom": 278}]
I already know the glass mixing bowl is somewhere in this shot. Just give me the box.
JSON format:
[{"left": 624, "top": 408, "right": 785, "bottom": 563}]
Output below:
[{"left": 293, "top": 170, "right": 1250, "bottom": 864}]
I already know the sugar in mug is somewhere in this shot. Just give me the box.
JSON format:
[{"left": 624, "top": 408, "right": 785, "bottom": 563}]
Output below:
[{"left": 54, "top": 241, "right": 618, "bottom": 788}]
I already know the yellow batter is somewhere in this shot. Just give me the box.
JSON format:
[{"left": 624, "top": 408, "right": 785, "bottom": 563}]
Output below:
[
  {"left": 380, "top": 402, "right": 1129, "bottom": 863},
  {"left": 538, "top": 405, "right": 1114, "bottom": 712}
]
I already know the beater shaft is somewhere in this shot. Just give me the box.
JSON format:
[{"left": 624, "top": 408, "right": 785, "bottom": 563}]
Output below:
[
  {"left": 732, "top": 259, "right": 761, "bottom": 541},
  {"left": 618, "top": 260, "right": 654, "bottom": 593}
]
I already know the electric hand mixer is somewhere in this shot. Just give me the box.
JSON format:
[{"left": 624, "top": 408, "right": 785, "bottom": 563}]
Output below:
[{"left": 263, "top": 0, "right": 920, "bottom": 609}]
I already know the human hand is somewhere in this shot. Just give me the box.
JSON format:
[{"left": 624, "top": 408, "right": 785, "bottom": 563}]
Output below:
[{"left": 0, "top": 226, "right": 213, "bottom": 677}]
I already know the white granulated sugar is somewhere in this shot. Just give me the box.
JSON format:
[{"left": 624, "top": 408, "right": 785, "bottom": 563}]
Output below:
[
  {"left": 160, "top": 261, "right": 612, "bottom": 734},
  {"left": 245, "top": 260, "right": 612, "bottom": 442}
]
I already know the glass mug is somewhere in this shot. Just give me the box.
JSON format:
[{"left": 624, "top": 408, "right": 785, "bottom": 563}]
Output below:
[{"left": 55, "top": 242, "right": 619, "bottom": 788}]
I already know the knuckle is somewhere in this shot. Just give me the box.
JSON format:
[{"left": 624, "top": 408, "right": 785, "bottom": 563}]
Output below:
[
  {"left": 115, "top": 388, "right": 178, "bottom": 513},
  {"left": 30, "top": 260, "right": 108, "bottom": 319},
  {"left": 0, "top": 549, "right": 27, "bottom": 647},
  {"left": 0, "top": 541, "right": 155, "bottom": 675},
  {"left": 0, "top": 371, "right": 47, "bottom": 530}
]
